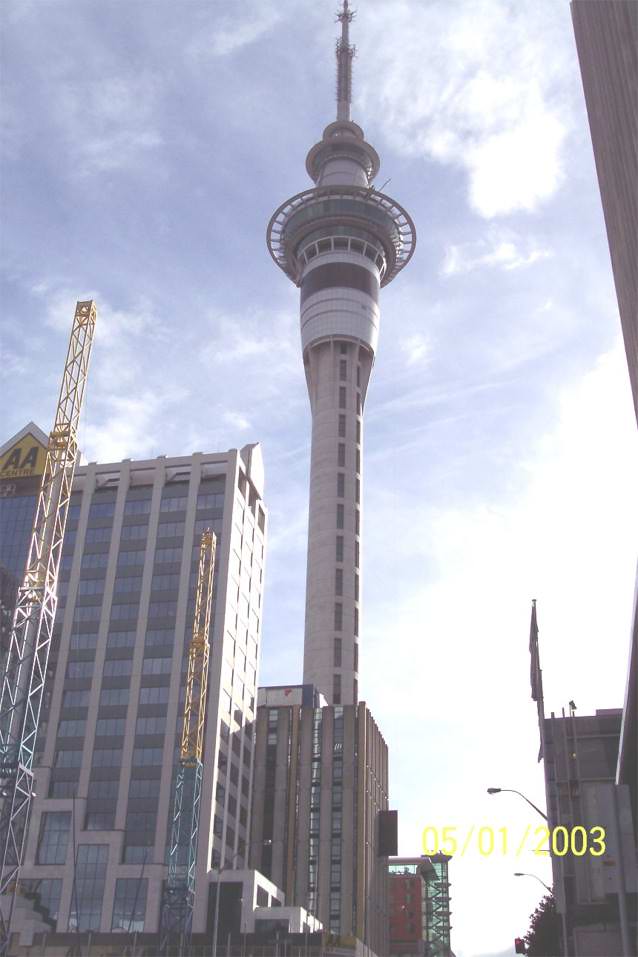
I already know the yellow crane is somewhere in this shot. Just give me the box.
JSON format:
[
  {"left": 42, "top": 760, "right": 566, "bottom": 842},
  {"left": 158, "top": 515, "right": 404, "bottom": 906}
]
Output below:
[
  {"left": 0, "top": 301, "right": 97, "bottom": 955},
  {"left": 160, "top": 528, "right": 216, "bottom": 955}
]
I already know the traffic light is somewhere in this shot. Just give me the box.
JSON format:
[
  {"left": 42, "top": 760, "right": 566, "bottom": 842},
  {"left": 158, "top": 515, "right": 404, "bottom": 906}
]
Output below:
[{"left": 514, "top": 939, "right": 526, "bottom": 955}]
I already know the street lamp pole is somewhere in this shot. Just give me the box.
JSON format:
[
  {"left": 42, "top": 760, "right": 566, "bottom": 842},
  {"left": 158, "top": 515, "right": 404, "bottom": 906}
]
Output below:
[
  {"left": 486, "top": 787, "right": 548, "bottom": 821},
  {"left": 513, "top": 872, "right": 552, "bottom": 894}
]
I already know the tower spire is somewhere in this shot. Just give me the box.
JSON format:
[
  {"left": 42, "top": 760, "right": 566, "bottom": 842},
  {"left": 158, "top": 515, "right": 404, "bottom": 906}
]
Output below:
[{"left": 336, "top": 0, "right": 355, "bottom": 122}]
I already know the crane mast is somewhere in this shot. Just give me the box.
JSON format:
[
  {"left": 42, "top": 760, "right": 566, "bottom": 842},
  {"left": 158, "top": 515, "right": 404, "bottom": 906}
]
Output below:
[
  {"left": 160, "top": 528, "right": 216, "bottom": 956},
  {"left": 0, "top": 300, "right": 97, "bottom": 954}
]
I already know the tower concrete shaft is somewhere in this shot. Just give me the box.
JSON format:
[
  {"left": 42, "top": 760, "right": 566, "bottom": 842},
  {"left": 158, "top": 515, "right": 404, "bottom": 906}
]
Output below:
[{"left": 267, "top": 2, "right": 415, "bottom": 705}]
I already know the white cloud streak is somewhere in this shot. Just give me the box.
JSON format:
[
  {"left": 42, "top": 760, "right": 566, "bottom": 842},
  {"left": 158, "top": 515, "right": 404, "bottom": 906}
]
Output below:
[
  {"left": 357, "top": 0, "right": 575, "bottom": 217},
  {"left": 442, "top": 229, "right": 552, "bottom": 277}
]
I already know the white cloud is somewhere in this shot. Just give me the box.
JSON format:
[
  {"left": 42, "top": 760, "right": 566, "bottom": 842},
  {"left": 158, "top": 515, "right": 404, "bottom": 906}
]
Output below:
[
  {"left": 398, "top": 332, "right": 432, "bottom": 366},
  {"left": 442, "top": 229, "right": 552, "bottom": 277},
  {"left": 57, "top": 74, "right": 162, "bottom": 176},
  {"left": 222, "top": 410, "right": 251, "bottom": 432},
  {"left": 81, "top": 389, "right": 179, "bottom": 464},
  {"left": 189, "top": 5, "right": 281, "bottom": 60},
  {"left": 357, "top": 0, "right": 575, "bottom": 217}
]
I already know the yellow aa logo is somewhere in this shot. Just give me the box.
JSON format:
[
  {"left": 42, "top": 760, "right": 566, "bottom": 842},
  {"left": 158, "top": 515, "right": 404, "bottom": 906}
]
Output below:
[{"left": 0, "top": 434, "right": 47, "bottom": 479}]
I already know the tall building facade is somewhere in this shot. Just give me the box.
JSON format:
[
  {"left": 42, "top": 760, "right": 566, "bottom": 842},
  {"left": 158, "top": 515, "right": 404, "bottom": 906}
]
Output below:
[
  {"left": 267, "top": 0, "right": 415, "bottom": 707},
  {"left": 249, "top": 685, "right": 390, "bottom": 955},
  {"left": 8, "top": 443, "right": 266, "bottom": 946},
  {"left": 530, "top": 607, "right": 637, "bottom": 955},
  {"left": 570, "top": 0, "right": 638, "bottom": 895}
]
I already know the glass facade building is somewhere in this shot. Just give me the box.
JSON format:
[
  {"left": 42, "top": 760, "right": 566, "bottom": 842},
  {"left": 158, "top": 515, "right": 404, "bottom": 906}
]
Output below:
[{"left": 7, "top": 442, "right": 267, "bottom": 945}]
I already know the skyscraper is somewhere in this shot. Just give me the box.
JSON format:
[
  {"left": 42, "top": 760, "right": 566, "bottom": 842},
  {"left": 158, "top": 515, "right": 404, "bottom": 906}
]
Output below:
[
  {"left": 7, "top": 443, "right": 267, "bottom": 946},
  {"left": 267, "top": 0, "right": 415, "bottom": 707}
]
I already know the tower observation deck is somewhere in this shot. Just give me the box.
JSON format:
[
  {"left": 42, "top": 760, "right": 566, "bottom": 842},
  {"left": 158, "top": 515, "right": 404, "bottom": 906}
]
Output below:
[{"left": 267, "top": 1, "right": 415, "bottom": 706}]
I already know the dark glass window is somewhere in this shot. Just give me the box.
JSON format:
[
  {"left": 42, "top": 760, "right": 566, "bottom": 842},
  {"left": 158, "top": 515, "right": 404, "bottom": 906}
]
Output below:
[
  {"left": 112, "top": 878, "right": 147, "bottom": 932},
  {"left": 69, "top": 845, "right": 108, "bottom": 931},
  {"left": 37, "top": 812, "right": 70, "bottom": 864}
]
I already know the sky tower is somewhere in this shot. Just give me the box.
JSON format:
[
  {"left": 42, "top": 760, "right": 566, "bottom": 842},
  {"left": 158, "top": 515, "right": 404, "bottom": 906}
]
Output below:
[{"left": 267, "top": 1, "right": 416, "bottom": 706}]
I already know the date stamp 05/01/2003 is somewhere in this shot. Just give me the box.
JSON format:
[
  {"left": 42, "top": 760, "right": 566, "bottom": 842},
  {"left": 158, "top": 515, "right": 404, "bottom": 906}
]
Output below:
[{"left": 421, "top": 825, "right": 606, "bottom": 858}]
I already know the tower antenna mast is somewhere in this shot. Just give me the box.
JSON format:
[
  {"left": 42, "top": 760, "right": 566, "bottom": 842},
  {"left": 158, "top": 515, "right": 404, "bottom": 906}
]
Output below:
[{"left": 336, "top": 0, "right": 356, "bottom": 121}]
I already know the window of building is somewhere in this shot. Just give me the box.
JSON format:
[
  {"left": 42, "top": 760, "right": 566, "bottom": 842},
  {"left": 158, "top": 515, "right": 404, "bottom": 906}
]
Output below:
[
  {"left": 92, "top": 748, "right": 121, "bottom": 767},
  {"left": 356, "top": 419, "right": 361, "bottom": 444},
  {"left": 21, "top": 879, "right": 62, "bottom": 927},
  {"left": 103, "top": 659, "right": 132, "bottom": 678},
  {"left": 335, "top": 568, "right": 343, "bottom": 597},
  {"left": 85, "top": 526, "right": 112, "bottom": 544},
  {"left": 336, "top": 505, "right": 344, "bottom": 530},
  {"left": 147, "top": 600, "right": 177, "bottom": 618},
  {"left": 111, "top": 878, "right": 147, "bottom": 933},
  {"left": 339, "top": 386, "right": 346, "bottom": 409},
  {"left": 333, "top": 674, "right": 341, "bottom": 705},
  {"left": 110, "top": 603, "right": 139, "bottom": 621},
  {"left": 354, "top": 643, "right": 359, "bottom": 672},
  {"left": 354, "top": 540, "right": 359, "bottom": 567},
  {"left": 117, "top": 549, "right": 145, "bottom": 566},
  {"left": 335, "top": 536, "right": 344, "bottom": 563},
  {"left": 339, "top": 359, "right": 347, "bottom": 380},
  {"left": 95, "top": 717, "right": 126, "bottom": 736},
  {"left": 145, "top": 628, "right": 174, "bottom": 647},
  {"left": 354, "top": 573, "right": 359, "bottom": 600},
  {"left": 120, "top": 523, "right": 148, "bottom": 541},
  {"left": 107, "top": 630, "right": 136, "bottom": 648},
  {"left": 37, "top": 812, "right": 71, "bottom": 864},
  {"left": 337, "top": 473, "right": 345, "bottom": 498},
  {"left": 57, "top": 719, "right": 86, "bottom": 737},
  {"left": 151, "top": 572, "right": 180, "bottom": 591},
  {"left": 70, "top": 632, "right": 99, "bottom": 651},
  {"left": 334, "top": 638, "right": 342, "bottom": 667},
  {"left": 142, "top": 657, "right": 172, "bottom": 675},
  {"left": 85, "top": 811, "right": 115, "bottom": 830},
  {"left": 66, "top": 660, "right": 93, "bottom": 679},
  {"left": 128, "top": 779, "right": 158, "bottom": 798},
  {"left": 48, "top": 779, "right": 76, "bottom": 798},
  {"left": 157, "top": 521, "right": 185, "bottom": 538},
  {"left": 82, "top": 552, "right": 109, "bottom": 569},
  {"left": 132, "top": 747, "right": 164, "bottom": 766},
  {"left": 77, "top": 578, "right": 104, "bottom": 597},
  {"left": 338, "top": 415, "right": 346, "bottom": 438},
  {"left": 135, "top": 714, "right": 167, "bottom": 735},
  {"left": 69, "top": 845, "right": 108, "bottom": 931},
  {"left": 62, "top": 689, "right": 90, "bottom": 708},
  {"left": 337, "top": 443, "right": 345, "bottom": 467},
  {"left": 114, "top": 576, "right": 142, "bottom": 594},
  {"left": 159, "top": 496, "right": 188, "bottom": 513},
  {"left": 355, "top": 478, "right": 360, "bottom": 504},
  {"left": 87, "top": 780, "right": 119, "bottom": 799},
  {"left": 73, "top": 605, "right": 101, "bottom": 623},
  {"left": 334, "top": 603, "right": 342, "bottom": 631},
  {"left": 124, "top": 498, "right": 151, "bottom": 515},
  {"left": 55, "top": 750, "right": 83, "bottom": 768},
  {"left": 100, "top": 687, "right": 130, "bottom": 706},
  {"left": 154, "top": 545, "right": 182, "bottom": 564}
]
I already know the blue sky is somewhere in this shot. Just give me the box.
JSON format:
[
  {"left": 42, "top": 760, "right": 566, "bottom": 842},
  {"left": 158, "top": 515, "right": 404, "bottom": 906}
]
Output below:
[{"left": 1, "top": 0, "right": 637, "bottom": 953}]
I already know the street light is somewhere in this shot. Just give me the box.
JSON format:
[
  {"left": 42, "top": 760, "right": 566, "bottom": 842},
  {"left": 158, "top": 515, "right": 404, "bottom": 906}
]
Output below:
[
  {"left": 514, "top": 872, "right": 552, "bottom": 894},
  {"left": 486, "top": 787, "right": 548, "bottom": 821}
]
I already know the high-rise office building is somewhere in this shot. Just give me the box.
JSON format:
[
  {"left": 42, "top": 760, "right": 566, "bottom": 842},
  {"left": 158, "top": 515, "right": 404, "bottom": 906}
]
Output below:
[
  {"left": 249, "top": 685, "right": 390, "bottom": 955},
  {"left": 570, "top": 0, "right": 638, "bottom": 883},
  {"left": 267, "top": 0, "right": 415, "bottom": 707},
  {"left": 7, "top": 442, "right": 266, "bottom": 947}
]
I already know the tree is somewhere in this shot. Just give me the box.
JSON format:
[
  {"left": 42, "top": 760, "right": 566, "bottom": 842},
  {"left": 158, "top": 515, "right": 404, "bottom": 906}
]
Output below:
[{"left": 524, "top": 893, "right": 562, "bottom": 957}]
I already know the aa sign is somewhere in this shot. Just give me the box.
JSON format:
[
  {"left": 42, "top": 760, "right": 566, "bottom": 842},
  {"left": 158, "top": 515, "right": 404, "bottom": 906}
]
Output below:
[{"left": 0, "top": 435, "right": 47, "bottom": 480}]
